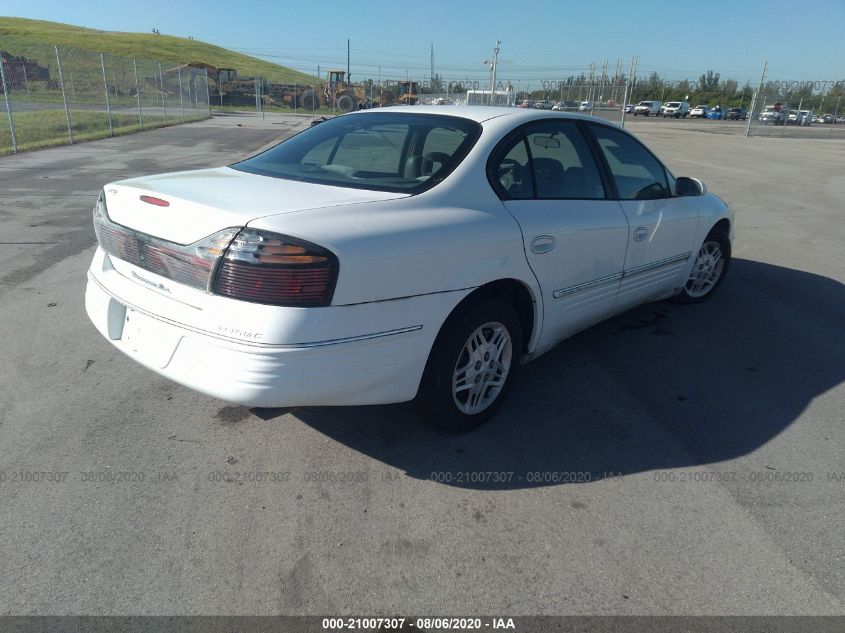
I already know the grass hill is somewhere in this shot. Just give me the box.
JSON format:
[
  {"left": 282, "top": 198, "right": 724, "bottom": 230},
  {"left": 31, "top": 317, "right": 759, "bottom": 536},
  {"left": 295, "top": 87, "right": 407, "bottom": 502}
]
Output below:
[{"left": 0, "top": 17, "right": 316, "bottom": 84}]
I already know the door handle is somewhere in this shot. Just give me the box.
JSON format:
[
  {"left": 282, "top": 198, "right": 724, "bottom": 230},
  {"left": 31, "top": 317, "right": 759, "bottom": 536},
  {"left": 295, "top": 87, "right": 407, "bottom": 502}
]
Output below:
[
  {"left": 633, "top": 226, "right": 649, "bottom": 242},
  {"left": 530, "top": 235, "right": 556, "bottom": 254}
]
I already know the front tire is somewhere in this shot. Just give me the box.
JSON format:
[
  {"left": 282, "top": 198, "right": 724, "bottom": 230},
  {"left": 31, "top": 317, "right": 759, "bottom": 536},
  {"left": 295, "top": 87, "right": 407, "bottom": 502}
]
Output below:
[
  {"left": 337, "top": 94, "right": 356, "bottom": 113},
  {"left": 419, "top": 299, "right": 522, "bottom": 432},
  {"left": 674, "top": 229, "right": 731, "bottom": 304}
]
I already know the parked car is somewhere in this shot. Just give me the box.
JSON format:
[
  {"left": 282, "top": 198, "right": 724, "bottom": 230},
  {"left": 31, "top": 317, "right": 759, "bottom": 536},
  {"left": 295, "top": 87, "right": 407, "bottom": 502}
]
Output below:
[
  {"left": 690, "top": 105, "right": 710, "bottom": 118},
  {"left": 726, "top": 107, "right": 747, "bottom": 120},
  {"left": 633, "top": 100, "right": 661, "bottom": 116},
  {"left": 660, "top": 101, "right": 690, "bottom": 118},
  {"left": 85, "top": 107, "right": 733, "bottom": 431},
  {"left": 706, "top": 106, "right": 725, "bottom": 120},
  {"left": 818, "top": 113, "right": 834, "bottom": 124},
  {"left": 534, "top": 99, "right": 554, "bottom": 110},
  {"left": 760, "top": 106, "right": 786, "bottom": 125},
  {"left": 553, "top": 100, "right": 579, "bottom": 111},
  {"left": 785, "top": 109, "right": 813, "bottom": 125},
  {"left": 836, "top": 115, "right": 845, "bottom": 124},
  {"left": 624, "top": 104, "right": 635, "bottom": 113},
  {"left": 578, "top": 100, "right": 593, "bottom": 111}
]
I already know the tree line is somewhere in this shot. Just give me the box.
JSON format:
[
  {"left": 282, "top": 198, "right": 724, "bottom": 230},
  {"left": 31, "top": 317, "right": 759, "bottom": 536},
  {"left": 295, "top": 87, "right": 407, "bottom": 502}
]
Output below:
[{"left": 515, "top": 69, "right": 845, "bottom": 111}]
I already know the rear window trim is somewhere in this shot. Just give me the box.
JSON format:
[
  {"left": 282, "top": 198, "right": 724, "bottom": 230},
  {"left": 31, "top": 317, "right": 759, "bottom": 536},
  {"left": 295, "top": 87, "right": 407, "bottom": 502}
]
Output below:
[{"left": 230, "top": 113, "right": 482, "bottom": 196}]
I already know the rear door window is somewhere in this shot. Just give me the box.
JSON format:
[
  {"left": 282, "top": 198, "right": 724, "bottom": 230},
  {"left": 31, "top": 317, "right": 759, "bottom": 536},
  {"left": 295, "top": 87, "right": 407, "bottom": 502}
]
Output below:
[{"left": 524, "top": 121, "right": 605, "bottom": 199}]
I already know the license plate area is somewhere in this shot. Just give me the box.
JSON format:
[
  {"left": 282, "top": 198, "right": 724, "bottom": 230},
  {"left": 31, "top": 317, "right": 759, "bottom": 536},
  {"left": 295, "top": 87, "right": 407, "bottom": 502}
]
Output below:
[{"left": 122, "top": 309, "right": 183, "bottom": 368}]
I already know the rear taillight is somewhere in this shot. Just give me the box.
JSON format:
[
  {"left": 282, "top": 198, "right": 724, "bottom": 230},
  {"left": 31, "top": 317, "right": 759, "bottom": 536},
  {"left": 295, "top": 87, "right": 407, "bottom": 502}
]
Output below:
[
  {"left": 93, "top": 192, "right": 238, "bottom": 291},
  {"left": 212, "top": 229, "right": 338, "bottom": 307}
]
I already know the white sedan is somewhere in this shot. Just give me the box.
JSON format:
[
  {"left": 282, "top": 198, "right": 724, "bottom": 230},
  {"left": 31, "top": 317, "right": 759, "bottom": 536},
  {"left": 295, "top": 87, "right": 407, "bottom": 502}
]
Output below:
[
  {"left": 86, "top": 107, "right": 733, "bottom": 431},
  {"left": 690, "top": 105, "right": 710, "bottom": 118}
]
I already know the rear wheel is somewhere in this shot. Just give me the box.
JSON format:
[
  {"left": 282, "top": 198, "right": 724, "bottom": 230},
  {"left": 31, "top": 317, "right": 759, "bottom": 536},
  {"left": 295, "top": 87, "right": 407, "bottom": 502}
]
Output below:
[
  {"left": 300, "top": 90, "right": 319, "bottom": 111},
  {"left": 674, "top": 229, "right": 731, "bottom": 304},
  {"left": 419, "top": 299, "right": 522, "bottom": 432}
]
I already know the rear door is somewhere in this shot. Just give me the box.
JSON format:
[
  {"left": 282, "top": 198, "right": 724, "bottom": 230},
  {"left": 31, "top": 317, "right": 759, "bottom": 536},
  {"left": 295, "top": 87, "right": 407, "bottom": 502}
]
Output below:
[
  {"left": 491, "top": 119, "right": 629, "bottom": 350},
  {"left": 587, "top": 123, "right": 701, "bottom": 310}
]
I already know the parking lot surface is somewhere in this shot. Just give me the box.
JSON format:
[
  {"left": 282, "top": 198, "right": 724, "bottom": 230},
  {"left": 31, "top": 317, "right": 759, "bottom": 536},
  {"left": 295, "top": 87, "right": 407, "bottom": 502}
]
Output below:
[{"left": 0, "top": 111, "right": 843, "bottom": 615}]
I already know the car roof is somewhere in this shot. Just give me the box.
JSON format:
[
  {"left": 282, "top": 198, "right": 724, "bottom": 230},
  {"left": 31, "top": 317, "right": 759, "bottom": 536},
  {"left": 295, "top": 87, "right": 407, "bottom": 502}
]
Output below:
[{"left": 344, "top": 105, "right": 611, "bottom": 124}]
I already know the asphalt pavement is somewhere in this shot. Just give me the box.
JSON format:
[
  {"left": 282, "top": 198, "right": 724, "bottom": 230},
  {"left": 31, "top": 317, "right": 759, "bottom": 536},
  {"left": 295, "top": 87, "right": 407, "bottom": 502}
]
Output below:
[{"left": 0, "top": 111, "right": 843, "bottom": 616}]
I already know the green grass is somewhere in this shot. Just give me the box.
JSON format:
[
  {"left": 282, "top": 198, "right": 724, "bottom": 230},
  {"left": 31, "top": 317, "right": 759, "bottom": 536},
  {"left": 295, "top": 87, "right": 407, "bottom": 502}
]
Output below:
[
  {"left": 0, "top": 109, "right": 205, "bottom": 154},
  {"left": 0, "top": 17, "right": 316, "bottom": 84}
]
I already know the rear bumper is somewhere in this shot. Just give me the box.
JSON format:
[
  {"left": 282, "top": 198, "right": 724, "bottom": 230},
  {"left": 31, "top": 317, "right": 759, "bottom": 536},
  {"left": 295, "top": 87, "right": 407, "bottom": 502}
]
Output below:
[{"left": 85, "top": 254, "right": 468, "bottom": 407}]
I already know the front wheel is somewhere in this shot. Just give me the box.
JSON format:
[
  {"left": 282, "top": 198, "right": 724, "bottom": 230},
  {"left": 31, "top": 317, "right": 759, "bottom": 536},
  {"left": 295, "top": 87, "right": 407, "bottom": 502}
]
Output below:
[
  {"left": 337, "top": 94, "right": 356, "bottom": 113},
  {"left": 419, "top": 299, "right": 522, "bottom": 432},
  {"left": 674, "top": 229, "right": 731, "bottom": 304}
]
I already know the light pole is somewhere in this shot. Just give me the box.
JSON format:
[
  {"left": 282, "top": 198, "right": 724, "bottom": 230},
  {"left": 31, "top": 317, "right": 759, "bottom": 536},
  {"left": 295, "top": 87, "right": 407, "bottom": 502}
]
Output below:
[
  {"left": 491, "top": 40, "right": 501, "bottom": 106},
  {"left": 483, "top": 40, "right": 501, "bottom": 106}
]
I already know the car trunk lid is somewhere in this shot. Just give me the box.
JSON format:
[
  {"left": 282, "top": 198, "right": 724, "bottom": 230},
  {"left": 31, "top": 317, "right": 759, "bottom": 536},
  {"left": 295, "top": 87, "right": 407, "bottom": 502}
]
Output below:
[{"left": 104, "top": 166, "right": 408, "bottom": 245}]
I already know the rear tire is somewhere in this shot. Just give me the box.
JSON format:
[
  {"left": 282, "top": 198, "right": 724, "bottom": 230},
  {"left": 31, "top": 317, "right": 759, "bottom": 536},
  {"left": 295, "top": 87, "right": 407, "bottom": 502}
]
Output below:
[
  {"left": 673, "top": 229, "right": 731, "bottom": 304},
  {"left": 419, "top": 299, "right": 522, "bottom": 433},
  {"left": 301, "top": 90, "right": 319, "bottom": 111}
]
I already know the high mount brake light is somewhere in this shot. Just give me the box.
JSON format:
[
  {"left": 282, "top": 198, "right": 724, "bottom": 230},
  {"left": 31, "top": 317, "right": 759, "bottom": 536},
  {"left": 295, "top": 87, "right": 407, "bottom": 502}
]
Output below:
[
  {"left": 213, "top": 229, "right": 338, "bottom": 307},
  {"left": 140, "top": 195, "right": 170, "bottom": 207}
]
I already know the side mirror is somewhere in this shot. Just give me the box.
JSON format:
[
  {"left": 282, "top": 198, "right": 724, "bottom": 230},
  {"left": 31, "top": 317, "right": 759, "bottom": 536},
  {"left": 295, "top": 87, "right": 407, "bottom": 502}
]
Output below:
[{"left": 676, "top": 176, "right": 705, "bottom": 197}]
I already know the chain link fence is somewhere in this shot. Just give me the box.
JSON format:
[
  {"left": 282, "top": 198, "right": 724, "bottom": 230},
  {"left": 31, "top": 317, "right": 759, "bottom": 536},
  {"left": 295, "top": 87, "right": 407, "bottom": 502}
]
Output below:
[
  {"left": 746, "top": 82, "right": 844, "bottom": 138},
  {"left": 0, "top": 46, "right": 211, "bottom": 155},
  {"left": 3, "top": 46, "right": 842, "bottom": 152}
]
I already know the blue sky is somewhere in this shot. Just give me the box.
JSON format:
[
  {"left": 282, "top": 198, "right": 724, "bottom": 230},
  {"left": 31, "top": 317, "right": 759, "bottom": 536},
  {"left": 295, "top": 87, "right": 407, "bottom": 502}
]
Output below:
[{"left": 3, "top": 0, "right": 843, "bottom": 86}]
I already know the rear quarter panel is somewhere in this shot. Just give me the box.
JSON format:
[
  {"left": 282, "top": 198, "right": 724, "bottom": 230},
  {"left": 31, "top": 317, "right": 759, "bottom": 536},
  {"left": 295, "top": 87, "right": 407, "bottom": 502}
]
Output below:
[{"left": 246, "top": 119, "right": 541, "bottom": 309}]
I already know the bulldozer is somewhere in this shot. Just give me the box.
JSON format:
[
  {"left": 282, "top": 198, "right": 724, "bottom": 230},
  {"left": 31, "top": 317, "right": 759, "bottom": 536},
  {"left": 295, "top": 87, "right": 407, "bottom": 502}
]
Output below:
[{"left": 379, "top": 80, "right": 420, "bottom": 106}]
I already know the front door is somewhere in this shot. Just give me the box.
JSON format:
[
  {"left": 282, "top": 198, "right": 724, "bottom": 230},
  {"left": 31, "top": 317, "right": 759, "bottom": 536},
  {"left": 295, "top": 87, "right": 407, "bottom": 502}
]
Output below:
[{"left": 588, "top": 124, "right": 701, "bottom": 310}]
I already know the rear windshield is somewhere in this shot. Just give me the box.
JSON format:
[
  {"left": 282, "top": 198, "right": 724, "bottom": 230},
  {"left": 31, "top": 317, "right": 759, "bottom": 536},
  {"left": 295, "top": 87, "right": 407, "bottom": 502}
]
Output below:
[{"left": 232, "top": 113, "right": 481, "bottom": 194}]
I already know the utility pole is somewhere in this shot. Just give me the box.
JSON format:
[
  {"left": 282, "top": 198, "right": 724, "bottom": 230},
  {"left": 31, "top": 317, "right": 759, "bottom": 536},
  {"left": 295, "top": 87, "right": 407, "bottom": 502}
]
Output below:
[
  {"left": 347, "top": 39, "right": 350, "bottom": 84},
  {"left": 746, "top": 60, "right": 767, "bottom": 137},
  {"left": 597, "top": 59, "right": 607, "bottom": 113},
  {"left": 621, "top": 55, "right": 637, "bottom": 128},
  {"left": 430, "top": 42, "right": 434, "bottom": 87},
  {"left": 490, "top": 40, "right": 501, "bottom": 106}
]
